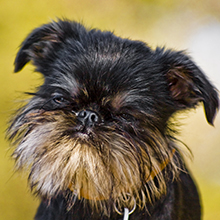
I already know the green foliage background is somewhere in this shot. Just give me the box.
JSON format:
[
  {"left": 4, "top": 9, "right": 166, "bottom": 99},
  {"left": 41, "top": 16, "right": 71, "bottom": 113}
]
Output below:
[{"left": 0, "top": 0, "right": 220, "bottom": 219}]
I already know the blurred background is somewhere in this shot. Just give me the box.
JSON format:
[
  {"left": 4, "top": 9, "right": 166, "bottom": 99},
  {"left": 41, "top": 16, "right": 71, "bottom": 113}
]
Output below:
[{"left": 0, "top": 0, "right": 220, "bottom": 219}]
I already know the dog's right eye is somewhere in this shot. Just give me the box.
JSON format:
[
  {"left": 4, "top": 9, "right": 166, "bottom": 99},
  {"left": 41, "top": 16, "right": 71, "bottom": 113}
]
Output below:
[
  {"left": 52, "top": 94, "right": 68, "bottom": 106},
  {"left": 53, "top": 96, "right": 65, "bottom": 104}
]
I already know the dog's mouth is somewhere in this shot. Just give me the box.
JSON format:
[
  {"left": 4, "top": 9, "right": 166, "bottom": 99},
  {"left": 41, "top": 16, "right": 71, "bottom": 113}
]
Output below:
[{"left": 75, "top": 126, "right": 94, "bottom": 140}]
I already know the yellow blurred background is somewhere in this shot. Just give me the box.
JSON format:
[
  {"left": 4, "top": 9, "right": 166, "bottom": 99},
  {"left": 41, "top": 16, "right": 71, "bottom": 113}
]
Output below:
[{"left": 0, "top": 0, "right": 220, "bottom": 219}]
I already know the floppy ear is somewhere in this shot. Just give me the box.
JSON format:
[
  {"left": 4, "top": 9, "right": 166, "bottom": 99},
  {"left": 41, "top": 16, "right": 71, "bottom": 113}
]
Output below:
[
  {"left": 155, "top": 48, "right": 219, "bottom": 125},
  {"left": 14, "top": 19, "right": 83, "bottom": 73}
]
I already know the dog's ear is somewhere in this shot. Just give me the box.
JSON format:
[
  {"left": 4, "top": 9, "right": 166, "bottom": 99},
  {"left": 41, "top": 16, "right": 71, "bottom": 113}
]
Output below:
[
  {"left": 14, "top": 19, "right": 82, "bottom": 73},
  {"left": 155, "top": 48, "right": 219, "bottom": 125}
]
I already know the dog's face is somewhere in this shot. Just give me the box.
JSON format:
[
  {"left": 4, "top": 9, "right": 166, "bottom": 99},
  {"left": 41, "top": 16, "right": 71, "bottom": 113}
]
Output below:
[{"left": 8, "top": 20, "right": 218, "bottom": 212}]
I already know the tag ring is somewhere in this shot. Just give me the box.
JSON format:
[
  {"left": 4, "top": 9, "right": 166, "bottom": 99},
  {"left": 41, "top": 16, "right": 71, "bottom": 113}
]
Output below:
[{"left": 114, "top": 196, "right": 136, "bottom": 215}]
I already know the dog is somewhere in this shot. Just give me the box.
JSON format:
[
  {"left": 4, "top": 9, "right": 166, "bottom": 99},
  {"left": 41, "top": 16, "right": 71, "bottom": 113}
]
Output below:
[{"left": 8, "top": 19, "right": 219, "bottom": 220}]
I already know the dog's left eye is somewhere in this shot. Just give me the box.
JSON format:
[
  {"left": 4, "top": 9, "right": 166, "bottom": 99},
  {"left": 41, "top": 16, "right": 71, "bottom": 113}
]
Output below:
[{"left": 119, "top": 113, "right": 135, "bottom": 122}]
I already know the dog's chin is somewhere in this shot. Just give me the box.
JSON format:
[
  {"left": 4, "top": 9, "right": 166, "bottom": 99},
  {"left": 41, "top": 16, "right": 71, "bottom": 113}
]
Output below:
[{"left": 9, "top": 110, "right": 178, "bottom": 214}]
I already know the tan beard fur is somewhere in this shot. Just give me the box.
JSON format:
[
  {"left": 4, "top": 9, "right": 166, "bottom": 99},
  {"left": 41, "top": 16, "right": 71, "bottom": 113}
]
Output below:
[{"left": 10, "top": 110, "right": 179, "bottom": 215}]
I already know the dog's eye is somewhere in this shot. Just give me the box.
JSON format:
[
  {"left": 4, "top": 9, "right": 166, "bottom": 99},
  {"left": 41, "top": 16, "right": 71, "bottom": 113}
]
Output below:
[
  {"left": 119, "top": 113, "right": 135, "bottom": 122},
  {"left": 52, "top": 94, "right": 67, "bottom": 105}
]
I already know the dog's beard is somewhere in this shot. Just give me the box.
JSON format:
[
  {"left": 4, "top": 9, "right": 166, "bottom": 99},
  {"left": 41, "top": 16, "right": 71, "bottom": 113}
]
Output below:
[{"left": 9, "top": 109, "right": 179, "bottom": 214}]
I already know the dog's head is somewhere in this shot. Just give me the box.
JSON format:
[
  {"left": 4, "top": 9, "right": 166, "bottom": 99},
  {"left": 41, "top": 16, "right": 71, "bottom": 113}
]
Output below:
[{"left": 8, "top": 19, "right": 219, "bottom": 212}]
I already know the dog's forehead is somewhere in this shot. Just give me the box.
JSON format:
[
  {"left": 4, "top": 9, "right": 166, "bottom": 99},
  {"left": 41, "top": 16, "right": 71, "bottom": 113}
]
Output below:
[
  {"left": 49, "top": 68, "right": 149, "bottom": 111},
  {"left": 45, "top": 33, "right": 160, "bottom": 109}
]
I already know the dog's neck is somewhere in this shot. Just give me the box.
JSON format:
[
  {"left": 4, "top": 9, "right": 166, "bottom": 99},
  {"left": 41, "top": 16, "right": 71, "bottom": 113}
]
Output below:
[{"left": 69, "top": 149, "right": 176, "bottom": 201}]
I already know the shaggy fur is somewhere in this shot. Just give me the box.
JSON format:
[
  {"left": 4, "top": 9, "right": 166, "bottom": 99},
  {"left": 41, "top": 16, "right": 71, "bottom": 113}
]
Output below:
[{"left": 8, "top": 19, "right": 218, "bottom": 219}]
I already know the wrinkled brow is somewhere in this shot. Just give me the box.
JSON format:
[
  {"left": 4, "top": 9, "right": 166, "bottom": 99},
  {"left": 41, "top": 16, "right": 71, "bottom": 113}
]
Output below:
[{"left": 49, "top": 74, "right": 79, "bottom": 97}]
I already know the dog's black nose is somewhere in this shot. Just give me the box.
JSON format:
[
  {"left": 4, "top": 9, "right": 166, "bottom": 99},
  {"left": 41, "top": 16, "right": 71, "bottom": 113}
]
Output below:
[{"left": 77, "top": 109, "right": 101, "bottom": 127}]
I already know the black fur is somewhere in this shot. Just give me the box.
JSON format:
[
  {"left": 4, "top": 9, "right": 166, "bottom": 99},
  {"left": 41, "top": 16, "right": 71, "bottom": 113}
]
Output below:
[
  {"left": 10, "top": 19, "right": 219, "bottom": 220},
  {"left": 34, "top": 171, "right": 201, "bottom": 220}
]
